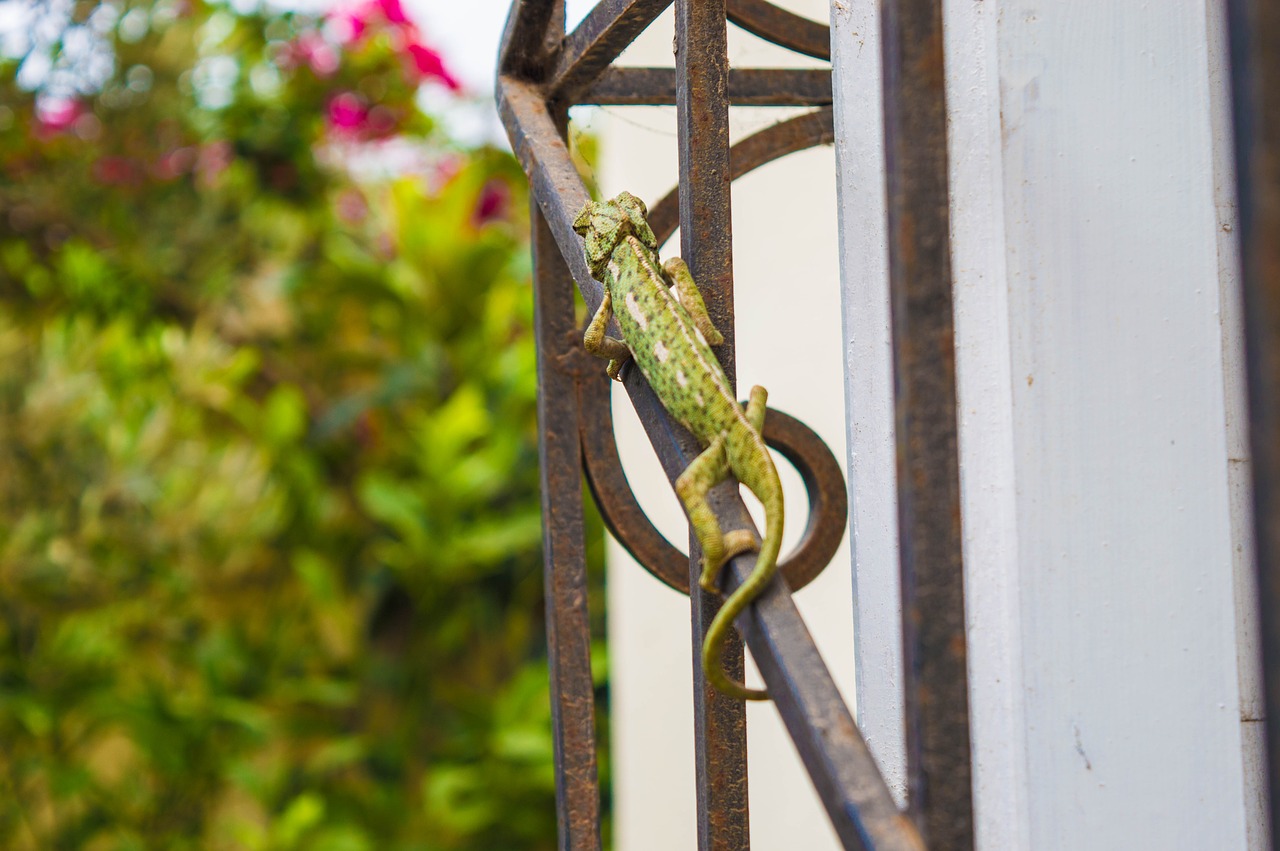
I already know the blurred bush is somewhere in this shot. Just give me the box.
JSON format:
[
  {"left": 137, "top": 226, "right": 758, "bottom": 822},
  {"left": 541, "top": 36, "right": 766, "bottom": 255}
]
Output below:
[{"left": 0, "top": 1, "right": 604, "bottom": 848}]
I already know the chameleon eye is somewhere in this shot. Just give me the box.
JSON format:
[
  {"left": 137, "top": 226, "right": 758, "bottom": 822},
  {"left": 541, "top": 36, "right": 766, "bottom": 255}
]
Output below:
[{"left": 572, "top": 202, "right": 594, "bottom": 234}]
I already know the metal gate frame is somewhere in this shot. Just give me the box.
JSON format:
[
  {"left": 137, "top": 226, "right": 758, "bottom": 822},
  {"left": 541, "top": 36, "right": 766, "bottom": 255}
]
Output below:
[{"left": 496, "top": 2, "right": 971, "bottom": 848}]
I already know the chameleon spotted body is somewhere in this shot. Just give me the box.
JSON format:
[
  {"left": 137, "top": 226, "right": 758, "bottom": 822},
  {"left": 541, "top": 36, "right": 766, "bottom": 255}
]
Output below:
[{"left": 573, "top": 191, "right": 783, "bottom": 701}]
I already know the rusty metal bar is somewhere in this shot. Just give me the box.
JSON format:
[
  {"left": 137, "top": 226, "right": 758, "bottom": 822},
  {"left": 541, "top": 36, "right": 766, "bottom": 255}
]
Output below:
[
  {"left": 1226, "top": 0, "right": 1280, "bottom": 843},
  {"left": 879, "top": 0, "right": 975, "bottom": 847},
  {"left": 500, "top": 0, "right": 565, "bottom": 78},
  {"left": 549, "top": 0, "right": 672, "bottom": 104},
  {"left": 498, "top": 77, "right": 597, "bottom": 296},
  {"left": 727, "top": 0, "right": 830, "bottom": 61},
  {"left": 727, "top": 561, "right": 924, "bottom": 851},
  {"left": 533, "top": 199, "right": 603, "bottom": 849},
  {"left": 672, "top": 1, "right": 749, "bottom": 847},
  {"left": 497, "top": 70, "right": 922, "bottom": 851},
  {"left": 581, "top": 67, "right": 831, "bottom": 106},
  {"left": 621, "top": 371, "right": 924, "bottom": 851}
]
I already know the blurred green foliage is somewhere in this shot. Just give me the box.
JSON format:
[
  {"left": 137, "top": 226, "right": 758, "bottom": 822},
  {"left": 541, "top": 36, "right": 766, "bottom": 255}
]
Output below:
[{"left": 0, "top": 1, "right": 605, "bottom": 848}]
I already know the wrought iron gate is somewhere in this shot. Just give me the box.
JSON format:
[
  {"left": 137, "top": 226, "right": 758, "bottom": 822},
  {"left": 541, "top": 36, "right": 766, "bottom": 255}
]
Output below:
[{"left": 496, "top": 1, "right": 968, "bottom": 848}]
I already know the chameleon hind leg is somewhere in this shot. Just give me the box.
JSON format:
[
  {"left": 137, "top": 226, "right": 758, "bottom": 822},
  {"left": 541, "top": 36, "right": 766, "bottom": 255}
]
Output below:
[
  {"left": 583, "top": 291, "right": 631, "bottom": 380},
  {"left": 662, "top": 258, "right": 724, "bottom": 347},
  {"left": 713, "top": 385, "right": 769, "bottom": 575},
  {"left": 744, "top": 384, "right": 767, "bottom": 432},
  {"left": 676, "top": 437, "right": 731, "bottom": 589},
  {"left": 708, "top": 385, "right": 770, "bottom": 566},
  {"left": 676, "top": 437, "right": 758, "bottom": 593}
]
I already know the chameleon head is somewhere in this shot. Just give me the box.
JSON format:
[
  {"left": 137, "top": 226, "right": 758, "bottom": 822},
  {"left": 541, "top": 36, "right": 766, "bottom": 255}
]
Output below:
[{"left": 573, "top": 191, "right": 659, "bottom": 280}]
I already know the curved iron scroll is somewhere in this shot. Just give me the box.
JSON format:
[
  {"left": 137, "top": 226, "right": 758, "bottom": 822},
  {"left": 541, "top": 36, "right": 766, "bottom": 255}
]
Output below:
[
  {"left": 580, "top": 372, "right": 846, "bottom": 595},
  {"left": 496, "top": 1, "right": 969, "bottom": 849},
  {"left": 727, "top": 0, "right": 831, "bottom": 61}
]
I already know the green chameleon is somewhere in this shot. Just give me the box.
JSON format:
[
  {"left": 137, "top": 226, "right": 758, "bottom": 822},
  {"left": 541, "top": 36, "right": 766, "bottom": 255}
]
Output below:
[{"left": 573, "top": 191, "right": 783, "bottom": 702}]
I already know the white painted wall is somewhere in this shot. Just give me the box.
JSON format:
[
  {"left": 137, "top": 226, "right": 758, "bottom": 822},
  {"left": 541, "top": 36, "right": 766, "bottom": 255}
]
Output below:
[
  {"left": 833, "top": 1, "right": 1266, "bottom": 848},
  {"left": 580, "top": 2, "right": 853, "bottom": 848}
]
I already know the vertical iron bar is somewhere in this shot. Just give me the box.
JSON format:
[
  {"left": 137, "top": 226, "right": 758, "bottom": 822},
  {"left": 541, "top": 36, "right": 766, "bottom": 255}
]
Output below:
[
  {"left": 534, "top": 192, "right": 603, "bottom": 851},
  {"left": 674, "top": 1, "right": 750, "bottom": 848},
  {"left": 507, "top": 5, "right": 599, "bottom": 847},
  {"left": 879, "top": 0, "right": 976, "bottom": 847},
  {"left": 1227, "top": 0, "right": 1280, "bottom": 842}
]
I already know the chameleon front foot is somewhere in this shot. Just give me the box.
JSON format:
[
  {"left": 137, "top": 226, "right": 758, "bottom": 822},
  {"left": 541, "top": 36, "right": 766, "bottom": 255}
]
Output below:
[{"left": 699, "top": 530, "right": 761, "bottom": 593}]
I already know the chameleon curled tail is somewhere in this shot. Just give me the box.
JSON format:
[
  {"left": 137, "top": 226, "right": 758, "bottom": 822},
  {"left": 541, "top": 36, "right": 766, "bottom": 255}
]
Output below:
[
  {"left": 695, "top": 404, "right": 783, "bottom": 702},
  {"left": 574, "top": 191, "right": 783, "bottom": 702}
]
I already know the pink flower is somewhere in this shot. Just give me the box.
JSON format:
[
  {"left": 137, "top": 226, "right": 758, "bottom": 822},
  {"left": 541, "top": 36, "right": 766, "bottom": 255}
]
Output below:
[
  {"left": 329, "top": 0, "right": 375, "bottom": 44},
  {"left": 326, "top": 94, "right": 403, "bottom": 141},
  {"left": 196, "top": 140, "right": 234, "bottom": 187},
  {"left": 35, "top": 98, "right": 84, "bottom": 134},
  {"left": 406, "top": 42, "right": 461, "bottom": 91},
  {"left": 473, "top": 180, "right": 511, "bottom": 225},
  {"left": 291, "top": 31, "right": 340, "bottom": 76},
  {"left": 336, "top": 11, "right": 366, "bottom": 42},
  {"left": 324, "top": 0, "right": 462, "bottom": 93},
  {"left": 327, "top": 92, "right": 369, "bottom": 134},
  {"left": 328, "top": 0, "right": 381, "bottom": 44},
  {"left": 377, "top": 0, "right": 409, "bottom": 25}
]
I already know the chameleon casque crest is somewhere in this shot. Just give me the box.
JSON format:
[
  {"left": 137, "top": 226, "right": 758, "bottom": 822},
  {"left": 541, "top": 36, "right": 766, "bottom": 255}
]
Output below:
[{"left": 574, "top": 191, "right": 783, "bottom": 701}]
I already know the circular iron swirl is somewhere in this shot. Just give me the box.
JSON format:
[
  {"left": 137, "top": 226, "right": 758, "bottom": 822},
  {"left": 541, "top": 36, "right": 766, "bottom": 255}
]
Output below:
[
  {"left": 579, "top": 365, "right": 847, "bottom": 596},
  {"left": 727, "top": 0, "right": 831, "bottom": 61}
]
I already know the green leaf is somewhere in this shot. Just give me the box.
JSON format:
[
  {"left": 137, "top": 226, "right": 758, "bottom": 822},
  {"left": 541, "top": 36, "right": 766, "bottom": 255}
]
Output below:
[
  {"left": 273, "top": 793, "right": 325, "bottom": 848},
  {"left": 263, "top": 383, "right": 308, "bottom": 446},
  {"left": 356, "top": 473, "right": 426, "bottom": 546}
]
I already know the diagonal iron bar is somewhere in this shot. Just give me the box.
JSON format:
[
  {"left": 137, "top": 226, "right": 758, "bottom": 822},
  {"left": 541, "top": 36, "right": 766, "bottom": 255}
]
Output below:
[
  {"left": 500, "top": 0, "right": 565, "bottom": 79},
  {"left": 549, "top": 0, "right": 673, "bottom": 104}
]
